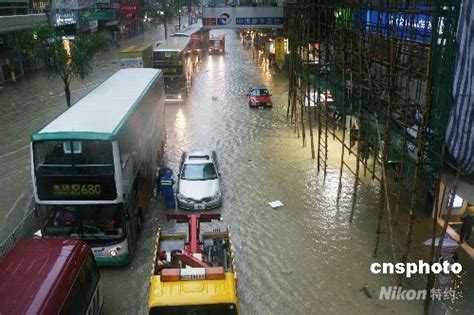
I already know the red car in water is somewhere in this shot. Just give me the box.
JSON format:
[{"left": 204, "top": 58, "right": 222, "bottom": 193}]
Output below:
[{"left": 247, "top": 85, "right": 273, "bottom": 108}]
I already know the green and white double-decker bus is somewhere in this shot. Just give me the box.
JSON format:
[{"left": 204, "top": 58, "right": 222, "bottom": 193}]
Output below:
[
  {"left": 153, "top": 36, "right": 195, "bottom": 101},
  {"left": 31, "top": 68, "right": 165, "bottom": 266}
]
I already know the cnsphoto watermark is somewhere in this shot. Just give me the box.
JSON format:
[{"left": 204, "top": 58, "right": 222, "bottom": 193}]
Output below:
[{"left": 370, "top": 260, "right": 462, "bottom": 278}]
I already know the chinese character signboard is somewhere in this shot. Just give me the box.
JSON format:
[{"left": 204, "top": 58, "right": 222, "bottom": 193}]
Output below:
[
  {"left": 119, "top": 3, "right": 139, "bottom": 16},
  {"left": 202, "top": 7, "right": 284, "bottom": 29}
]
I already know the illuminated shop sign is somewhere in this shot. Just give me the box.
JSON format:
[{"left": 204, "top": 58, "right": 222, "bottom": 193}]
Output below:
[
  {"left": 53, "top": 12, "right": 78, "bottom": 26},
  {"left": 356, "top": 6, "right": 432, "bottom": 43},
  {"left": 235, "top": 17, "right": 283, "bottom": 26},
  {"left": 202, "top": 7, "right": 284, "bottom": 29}
]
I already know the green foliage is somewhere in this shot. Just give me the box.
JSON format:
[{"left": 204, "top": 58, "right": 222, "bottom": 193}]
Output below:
[
  {"left": 18, "top": 22, "right": 108, "bottom": 106},
  {"left": 18, "top": 22, "right": 108, "bottom": 83}
]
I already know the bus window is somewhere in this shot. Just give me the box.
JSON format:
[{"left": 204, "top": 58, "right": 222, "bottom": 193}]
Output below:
[
  {"left": 155, "top": 51, "right": 182, "bottom": 61},
  {"left": 34, "top": 140, "right": 114, "bottom": 176},
  {"left": 42, "top": 204, "right": 124, "bottom": 239}
]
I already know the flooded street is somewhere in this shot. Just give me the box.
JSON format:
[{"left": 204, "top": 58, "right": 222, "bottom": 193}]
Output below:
[
  {"left": 101, "top": 30, "right": 423, "bottom": 314},
  {"left": 0, "top": 27, "right": 427, "bottom": 314}
]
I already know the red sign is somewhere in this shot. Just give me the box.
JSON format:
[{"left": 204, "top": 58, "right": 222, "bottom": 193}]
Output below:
[
  {"left": 202, "top": 18, "right": 216, "bottom": 26},
  {"left": 119, "top": 3, "right": 139, "bottom": 15}
]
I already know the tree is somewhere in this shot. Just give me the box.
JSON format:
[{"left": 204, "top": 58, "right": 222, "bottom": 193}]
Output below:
[{"left": 18, "top": 22, "right": 108, "bottom": 107}]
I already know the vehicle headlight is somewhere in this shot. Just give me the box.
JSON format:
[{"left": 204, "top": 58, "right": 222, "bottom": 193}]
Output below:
[
  {"left": 177, "top": 94, "right": 182, "bottom": 99},
  {"left": 210, "top": 191, "right": 221, "bottom": 201},
  {"left": 220, "top": 49, "right": 222, "bottom": 52},
  {"left": 109, "top": 246, "right": 121, "bottom": 257},
  {"left": 267, "top": 102, "right": 272, "bottom": 105},
  {"left": 177, "top": 193, "right": 186, "bottom": 201},
  {"left": 209, "top": 49, "right": 212, "bottom": 52}
]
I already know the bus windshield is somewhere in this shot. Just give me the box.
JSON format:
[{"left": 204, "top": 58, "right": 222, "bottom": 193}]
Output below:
[
  {"left": 154, "top": 51, "right": 182, "bottom": 61},
  {"left": 42, "top": 204, "right": 124, "bottom": 241},
  {"left": 156, "top": 64, "right": 184, "bottom": 75},
  {"left": 34, "top": 140, "right": 114, "bottom": 176},
  {"left": 149, "top": 304, "right": 238, "bottom": 315}
]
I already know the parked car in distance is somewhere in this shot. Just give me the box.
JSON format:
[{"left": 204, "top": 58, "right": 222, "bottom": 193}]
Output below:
[
  {"left": 176, "top": 150, "right": 222, "bottom": 210},
  {"left": 247, "top": 85, "right": 273, "bottom": 108}
]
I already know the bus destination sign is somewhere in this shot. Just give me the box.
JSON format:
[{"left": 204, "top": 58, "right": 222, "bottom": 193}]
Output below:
[
  {"left": 53, "top": 184, "right": 103, "bottom": 198},
  {"left": 36, "top": 176, "right": 117, "bottom": 201}
]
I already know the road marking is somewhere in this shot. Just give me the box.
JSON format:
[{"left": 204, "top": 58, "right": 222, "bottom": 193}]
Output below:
[
  {"left": 4, "top": 192, "right": 28, "bottom": 220},
  {"left": 0, "top": 144, "right": 29, "bottom": 159}
]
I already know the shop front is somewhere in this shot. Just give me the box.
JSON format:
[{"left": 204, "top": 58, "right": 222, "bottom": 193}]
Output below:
[
  {"left": 118, "top": 2, "right": 143, "bottom": 40},
  {"left": 434, "top": 174, "right": 474, "bottom": 259}
]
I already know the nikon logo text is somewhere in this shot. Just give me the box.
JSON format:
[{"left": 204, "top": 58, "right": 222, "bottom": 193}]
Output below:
[{"left": 379, "top": 286, "right": 427, "bottom": 300}]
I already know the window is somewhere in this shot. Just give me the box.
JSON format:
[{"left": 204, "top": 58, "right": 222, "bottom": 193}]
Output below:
[
  {"left": 181, "top": 163, "right": 217, "bottom": 180},
  {"left": 78, "top": 255, "right": 100, "bottom": 302},
  {"left": 60, "top": 280, "right": 87, "bottom": 315},
  {"left": 34, "top": 140, "right": 114, "bottom": 176},
  {"left": 43, "top": 204, "right": 124, "bottom": 240},
  {"left": 60, "top": 254, "right": 99, "bottom": 315}
]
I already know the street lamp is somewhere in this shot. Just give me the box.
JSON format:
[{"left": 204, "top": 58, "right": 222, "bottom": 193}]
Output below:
[{"left": 158, "top": 9, "right": 167, "bottom": 39}]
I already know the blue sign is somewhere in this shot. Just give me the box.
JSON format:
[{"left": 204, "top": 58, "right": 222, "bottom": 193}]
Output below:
[
  {"left": 236, "top": 17, "right": 283, "bottom": 26},
  {"left": 217, "top": 13, "right": 231, "bottom": 25},
  {"left": 355, "top": 6, "right": 432, "bottom": 43}
]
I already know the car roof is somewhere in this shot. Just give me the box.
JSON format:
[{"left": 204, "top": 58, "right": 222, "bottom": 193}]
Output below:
[
  {"left": 184, "top": 150, "right": 214, "bottom": 163},
  {"left": 250, "top": 85, "right": 268, "bottom": 90}
]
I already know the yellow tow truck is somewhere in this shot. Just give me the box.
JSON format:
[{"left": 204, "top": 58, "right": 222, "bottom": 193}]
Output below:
[{"left": 148, "top": 214, "right": 239, "bottom": 314}]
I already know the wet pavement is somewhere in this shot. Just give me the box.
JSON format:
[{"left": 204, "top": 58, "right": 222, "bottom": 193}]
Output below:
[{"left": 1, "top": 26, "right": 468, "bottom": 314}]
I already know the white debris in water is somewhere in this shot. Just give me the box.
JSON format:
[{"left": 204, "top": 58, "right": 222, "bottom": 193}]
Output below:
[
  {"left": 280, "top": 268, "right": 293, "bottom": 275},
  {"left": 269, "top": 200, "right": 284, "bottom": 208}
]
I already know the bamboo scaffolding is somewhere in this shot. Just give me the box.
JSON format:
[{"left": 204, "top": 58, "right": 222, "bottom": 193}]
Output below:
[{"left": 286, "top": 2, "right": 465, "bottom": 305}]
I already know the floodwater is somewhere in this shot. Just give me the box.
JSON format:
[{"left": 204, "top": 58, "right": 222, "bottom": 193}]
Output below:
[
  {"left": 99, "top": 30, "right": 424, "bottom": 315},
  {"left": 2, "top": 25, "right": 462, "bottom": 314}
]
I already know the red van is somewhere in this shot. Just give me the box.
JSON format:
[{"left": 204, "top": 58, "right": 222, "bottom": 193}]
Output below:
[{"left": 0, "top": 238, "right": 103, "bottom": 315}]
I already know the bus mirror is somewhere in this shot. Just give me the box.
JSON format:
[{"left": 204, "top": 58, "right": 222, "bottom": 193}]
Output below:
[{"left": 124, "top": 212, "right": 130, "bottom": 221}]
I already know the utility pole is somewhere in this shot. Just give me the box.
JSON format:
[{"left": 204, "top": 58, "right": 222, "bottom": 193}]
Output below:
[
  {"left": 188, "top": 0, "right": 192, "bottom": 25},
  {"left": 160, "top": 2, "right": 168, "bottom": 39},
  {"left": 177, "top": 0, "right": 181, "bottom": 30}
]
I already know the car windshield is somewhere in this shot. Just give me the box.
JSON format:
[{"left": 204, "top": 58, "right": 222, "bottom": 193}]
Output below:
[
  {"left": 181, "top": 163, "right": 217, "bottom": 180},
  {"left": 251, "top": 89, "right": 269, "bottom": 96}
]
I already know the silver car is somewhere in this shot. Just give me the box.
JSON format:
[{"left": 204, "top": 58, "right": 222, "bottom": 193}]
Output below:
[{"left": 176, "top": 150, "right": 222, "bottom": 210}]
